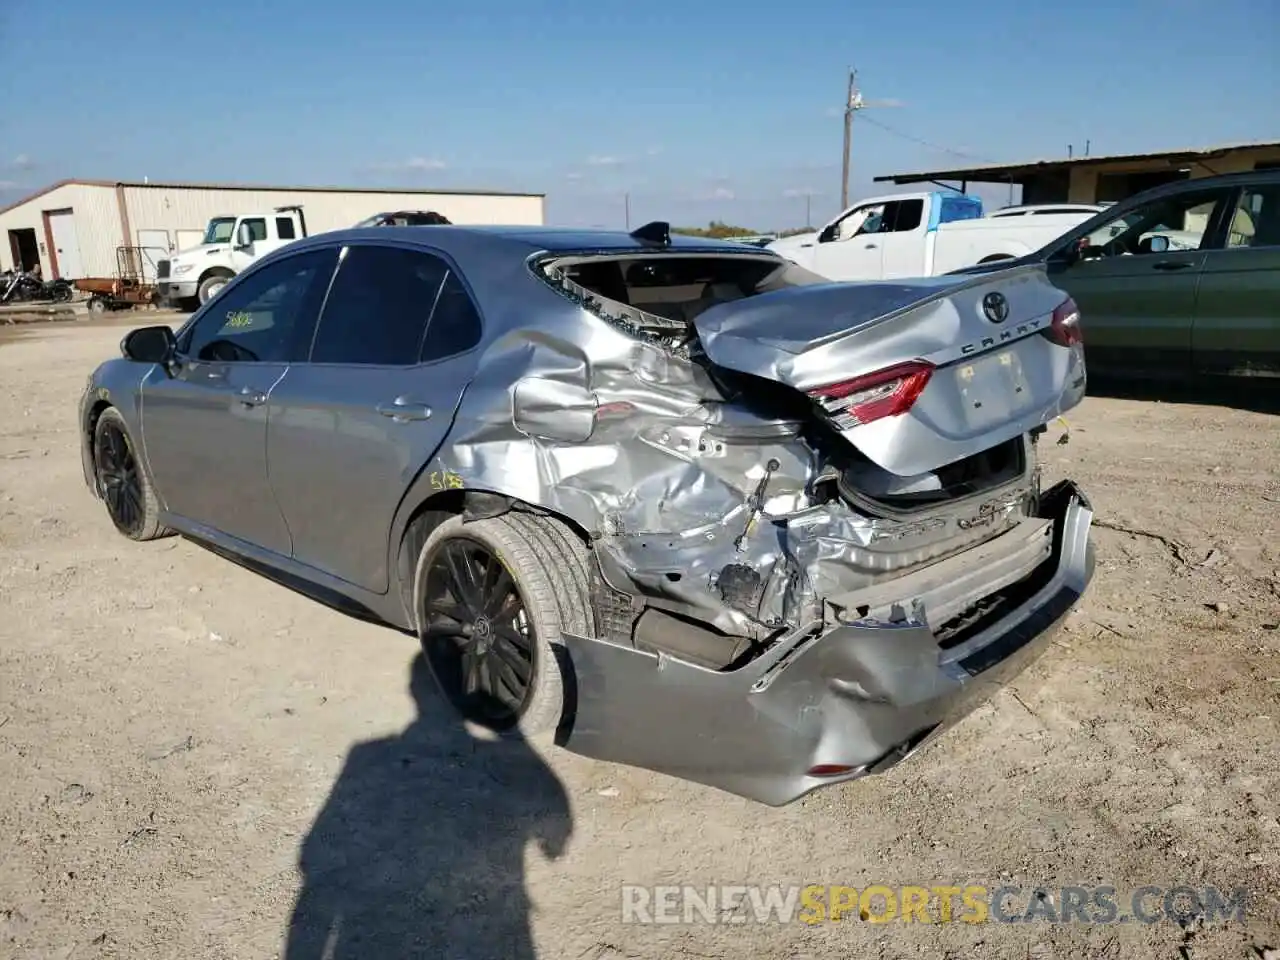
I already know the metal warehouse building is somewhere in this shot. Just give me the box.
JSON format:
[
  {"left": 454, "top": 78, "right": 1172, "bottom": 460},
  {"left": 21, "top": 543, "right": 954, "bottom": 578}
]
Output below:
[{"left": 0, "top": 179, "right": 546, "bottom": 279}]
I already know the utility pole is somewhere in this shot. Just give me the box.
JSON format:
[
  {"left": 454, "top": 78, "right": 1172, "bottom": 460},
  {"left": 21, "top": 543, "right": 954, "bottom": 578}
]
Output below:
[
  {"left": 806, "top": 192, "right": 812, "bottom": 228},
  {"left": 840, "top": 67, "right": 901, "bottom": 211},
  {"left": 624, "top": 192, "right": 631, "bottom": 230},
  {"left": 841, "top": 69, "right": 857, "bottom": 211}
]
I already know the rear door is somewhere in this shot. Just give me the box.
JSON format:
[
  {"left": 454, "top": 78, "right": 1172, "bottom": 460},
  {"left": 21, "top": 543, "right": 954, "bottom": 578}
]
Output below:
[
  {"left": 876, "top": 198, "right": 928, "bottom": 279},
  {"left": 266, "top": 242, "right": 484, "bottom": 593},
  {"left": 1190, "top": 182, "right": 1280, "bottom": 376},
  {"left": 139, "top": 246, "right": 339, "bottom": 554},
  {"left": 1041, "top": 185, "right": 1235, "bottom": 376}
]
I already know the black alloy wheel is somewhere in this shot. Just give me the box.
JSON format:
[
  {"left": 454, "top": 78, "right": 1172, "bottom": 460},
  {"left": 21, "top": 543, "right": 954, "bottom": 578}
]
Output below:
[
  {"left": 420, "top": 537, "right": 537, "bottom": 729},
  {"left": 94, "top": 419, "right": 144, "bottom": 537}
]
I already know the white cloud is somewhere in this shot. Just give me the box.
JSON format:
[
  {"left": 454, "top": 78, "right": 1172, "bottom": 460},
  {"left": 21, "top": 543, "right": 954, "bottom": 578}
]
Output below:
[
  {"left": 586, "top": 155, "right": 623, "bottom": 167},
  {"left": 11, "top": 154, "right": 34, "bottom": 170},
  {"left": 0, "top": 180, "right": 21, "bottom": 190},
  {"left": 782, "top": 187, "right": 821, "bottom": 198},
  {"left": 646, "top": 146, "right": 663, "bottom": 156},
  {"left": 703, "top": 186, "right": 735, "bottom": 201},
  {"left": 372, "top": 156, "right": 447, "bottom": 172},
  {"left": 565, "top": 171, "right": 584, "bottom": 182}
]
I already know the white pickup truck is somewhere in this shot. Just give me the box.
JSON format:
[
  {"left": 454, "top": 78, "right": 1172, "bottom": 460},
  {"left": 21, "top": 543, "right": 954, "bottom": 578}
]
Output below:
[
  {"left": 766, "top": 191, "right": 1099, "bottom": 281},
  {"left": 157, "top": 206, "right": 307, "bottom": 309}
]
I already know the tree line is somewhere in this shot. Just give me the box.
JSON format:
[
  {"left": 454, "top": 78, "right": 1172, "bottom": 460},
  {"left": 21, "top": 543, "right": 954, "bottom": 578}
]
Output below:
[{"left": 672, "top": 220, "right": 814, "bottom": 239}]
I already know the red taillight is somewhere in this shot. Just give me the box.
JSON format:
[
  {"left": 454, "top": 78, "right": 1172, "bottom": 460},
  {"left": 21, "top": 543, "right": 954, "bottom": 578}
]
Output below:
[
  {"left": 806, "top": 360, "right": 934, "bottom": 429},
  {"left": 1045, "top": 296, "right": 1082, "bottom": 348}
]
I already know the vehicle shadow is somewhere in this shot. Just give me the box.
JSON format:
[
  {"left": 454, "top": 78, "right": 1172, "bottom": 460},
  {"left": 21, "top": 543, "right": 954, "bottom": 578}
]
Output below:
[
  {"left": 284, "top": 654, "right": 573, "bottom": 959},
  {"left": 1087, "top": 374, "right": 1280, "bottom": 414}
]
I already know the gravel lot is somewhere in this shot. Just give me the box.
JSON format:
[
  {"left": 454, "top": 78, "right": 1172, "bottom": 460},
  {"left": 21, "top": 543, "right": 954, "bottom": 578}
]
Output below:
[{"left": 1, "top": 318, "right": 1278, "bottom": 959}]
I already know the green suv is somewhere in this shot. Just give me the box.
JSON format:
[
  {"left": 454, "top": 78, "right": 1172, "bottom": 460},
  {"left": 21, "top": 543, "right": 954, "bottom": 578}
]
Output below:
[{"left": 954, "top": 170, "right": 1280, "bottom": 379}]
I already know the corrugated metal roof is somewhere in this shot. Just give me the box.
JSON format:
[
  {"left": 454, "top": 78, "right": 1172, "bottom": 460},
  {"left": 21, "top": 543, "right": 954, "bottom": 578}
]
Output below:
[
  {"left": 0, "top": 178, "right": 544, "bottom": 217},
  {"left": 874, "top": 139, "right": 1280, "bottom": 185}
]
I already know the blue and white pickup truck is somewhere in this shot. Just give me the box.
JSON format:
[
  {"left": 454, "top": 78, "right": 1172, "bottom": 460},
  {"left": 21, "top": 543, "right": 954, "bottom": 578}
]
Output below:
[{"left": 767, "top": 191, "right": 1099, "bottom": 281}]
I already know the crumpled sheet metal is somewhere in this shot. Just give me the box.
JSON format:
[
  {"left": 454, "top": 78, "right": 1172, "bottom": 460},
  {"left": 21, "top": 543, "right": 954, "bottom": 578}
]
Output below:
[{"left": 433, "top": 290, "right": 1021, "bottom": 639}]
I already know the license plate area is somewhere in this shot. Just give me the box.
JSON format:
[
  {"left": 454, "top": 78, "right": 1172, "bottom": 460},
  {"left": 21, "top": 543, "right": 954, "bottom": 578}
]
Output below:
[{"left": 947, "top": 347, "right": 1035, "bottom": 431}]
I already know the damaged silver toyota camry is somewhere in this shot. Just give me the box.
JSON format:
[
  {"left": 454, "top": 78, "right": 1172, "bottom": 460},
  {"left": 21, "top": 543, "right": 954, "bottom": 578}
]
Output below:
[{"left": 78, "top": 221, "right": 1094, "bottom": 805}]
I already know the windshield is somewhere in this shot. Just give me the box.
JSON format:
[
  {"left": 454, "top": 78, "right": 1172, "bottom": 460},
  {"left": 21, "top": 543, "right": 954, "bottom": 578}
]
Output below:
[{"left": 202, "top": 217, "right": 237, "bottom": 245}]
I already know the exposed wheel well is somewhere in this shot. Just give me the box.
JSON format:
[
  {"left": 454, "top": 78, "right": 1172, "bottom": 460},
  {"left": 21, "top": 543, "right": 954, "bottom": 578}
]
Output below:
[
  {"left": 86, "top": 399, "right": 112, "bottom": 451},
  {"left": 392, "top": 488, "right": 595, "bottom": 628},
  {"left": 978, "top": 253, "right": 1015, "bottom": 263}
]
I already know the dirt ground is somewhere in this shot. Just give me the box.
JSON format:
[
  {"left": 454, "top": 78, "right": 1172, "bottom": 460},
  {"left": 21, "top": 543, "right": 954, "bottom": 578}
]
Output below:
[{"left": 1, "top": 317, "right": 1278, "bottom": 960}]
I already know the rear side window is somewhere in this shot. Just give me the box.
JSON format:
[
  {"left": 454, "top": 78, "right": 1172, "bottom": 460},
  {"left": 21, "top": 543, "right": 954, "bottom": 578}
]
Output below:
[
  {"left": 882, "top": 198, "right": 924, "bottom": 232},
  {"left": 419, "top": 271, "right": 482, "bottom": 362},
  {"left": 310, "top": 246, "right": 448, "bottom": 365},
  {"left": 275, "top": 217, "right": 297, "bottom": 240}
]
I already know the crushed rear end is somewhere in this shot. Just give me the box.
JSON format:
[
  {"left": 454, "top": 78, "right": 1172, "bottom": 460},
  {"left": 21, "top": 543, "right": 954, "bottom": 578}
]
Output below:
[{"left": 518, "top": 248, "right": 1094, "bottom": 804}]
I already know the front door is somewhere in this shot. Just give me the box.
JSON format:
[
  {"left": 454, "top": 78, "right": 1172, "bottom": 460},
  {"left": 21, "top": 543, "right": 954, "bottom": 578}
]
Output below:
[
  {"left": 1191, "top": 183, "right": 1280, "bottom": 376},
  {"left": 1042, "top": 185, "right": 1235, "bottom": 376},
  {"left": 266, "top": 242, "right": 484, "bottom": 593},
  {"left": 140, "top": 246, "right": 339, "bottom": 554},
  {"left": 46, "top": 209, "right": 84, "bottom": 279},
  {"left": 811, "top": 201, "right": 886, "bottom": 280}
]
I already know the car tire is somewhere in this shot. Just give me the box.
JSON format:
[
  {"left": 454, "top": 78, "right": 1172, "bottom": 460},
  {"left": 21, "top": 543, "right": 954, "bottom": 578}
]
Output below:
[
  {"left": 92, "top": 407, "right": 170, "bottom": 541},
  {"left": 197, "top": 271, "right": 233, "bottom": 304},
  {"left": 413, "top": 511, "right": 594, "bottom": 739}
]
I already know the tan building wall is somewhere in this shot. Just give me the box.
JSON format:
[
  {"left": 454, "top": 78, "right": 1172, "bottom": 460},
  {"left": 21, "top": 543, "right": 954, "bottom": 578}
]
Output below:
[
  {"left": 0, "top": 183, "right": 122, "bottom": 276},
  {"left": 1067, "top": 145, "right": 1280, "bottom": 202},
  {"left": 120, "top": 186, "right": 545, "bottom": 255},
  {"left": 0, "top": 182, "right": 545, "bottom": 278}
]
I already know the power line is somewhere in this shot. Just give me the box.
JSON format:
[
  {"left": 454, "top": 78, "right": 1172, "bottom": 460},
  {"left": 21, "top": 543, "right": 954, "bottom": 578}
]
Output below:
[{"left": 855, "top": 112, "right": 994, "bottom": 163}]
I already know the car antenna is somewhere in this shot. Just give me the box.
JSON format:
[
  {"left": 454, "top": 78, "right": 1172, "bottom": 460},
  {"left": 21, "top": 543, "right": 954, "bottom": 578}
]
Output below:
[{"left": 630, "top": 221, "right": 671, "bottom": 246}]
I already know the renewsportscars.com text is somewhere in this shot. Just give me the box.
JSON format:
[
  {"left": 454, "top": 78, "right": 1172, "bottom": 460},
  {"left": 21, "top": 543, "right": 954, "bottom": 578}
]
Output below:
[{"left": 620, "top": 884, "right": 1249, "bottom": 925}]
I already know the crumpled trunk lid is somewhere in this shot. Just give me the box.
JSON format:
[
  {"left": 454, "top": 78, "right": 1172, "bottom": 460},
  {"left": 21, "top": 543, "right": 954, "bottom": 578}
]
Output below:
[{"left": 694, "top": 263, "right": 1086, "bottom": 477}]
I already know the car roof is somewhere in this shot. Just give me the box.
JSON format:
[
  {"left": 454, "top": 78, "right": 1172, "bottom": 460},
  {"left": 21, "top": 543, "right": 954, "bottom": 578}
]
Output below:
[{"left": 316, "top": 223, "right": 774, "bottom": 255}]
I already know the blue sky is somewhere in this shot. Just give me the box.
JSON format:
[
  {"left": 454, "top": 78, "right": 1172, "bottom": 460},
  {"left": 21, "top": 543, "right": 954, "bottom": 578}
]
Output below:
[{"left": 1, "top": 0, "right": 1276, "bottom": 230}]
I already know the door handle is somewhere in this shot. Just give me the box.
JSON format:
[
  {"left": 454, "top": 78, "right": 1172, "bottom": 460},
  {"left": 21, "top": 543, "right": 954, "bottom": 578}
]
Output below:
[
  {"left": 1152, "top": 260, "right": 1192, "bottom": 271},
  {"left": 377, "top": 397, "right": 432, "bottom": 421},
  {"left": 864, "top": 243, "right": 878, "bottom": 249},
  {"left": 237, "top": 386, "right": 267, "bottom": 406}
]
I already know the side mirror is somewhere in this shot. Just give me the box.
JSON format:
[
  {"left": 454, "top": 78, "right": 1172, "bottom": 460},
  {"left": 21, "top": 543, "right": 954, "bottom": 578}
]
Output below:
[
  {"left": 818, "top": 224, "right": 837, "bottom": 243},
  {"left": 1078, "top": 244, "right": 1107, "bottom": 262},
  {"left": 1140, "top": 234, "right": 1170, "bottom": 254},
  {"left": 121, "top": 325, "right": 176, "bottom": 364},
  {"left": 235, "top": 224, "right": 253, "bottom": 249}
]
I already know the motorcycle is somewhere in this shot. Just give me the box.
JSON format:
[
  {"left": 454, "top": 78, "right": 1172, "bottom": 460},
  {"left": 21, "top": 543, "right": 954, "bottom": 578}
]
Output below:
[{"left": 0, "top": 270, "right": 74, "bottom": 304}]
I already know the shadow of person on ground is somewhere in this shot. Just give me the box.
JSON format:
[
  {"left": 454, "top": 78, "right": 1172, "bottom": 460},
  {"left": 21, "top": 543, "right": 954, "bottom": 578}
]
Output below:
[
  {"left": 284, "top": 654, "right": 573, "bottom": 959},
  {"left": 1088, "top": 374, "right": 1280, "bottom": 415}
]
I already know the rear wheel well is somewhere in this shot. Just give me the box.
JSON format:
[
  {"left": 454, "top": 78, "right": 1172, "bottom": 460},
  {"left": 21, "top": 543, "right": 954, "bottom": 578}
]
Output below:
[
  {"left": 393, "top": 489, "right": 596, "bottom": 627},
  {"left": 978, "top": 253, "right": 1015, "bottom": 263}
]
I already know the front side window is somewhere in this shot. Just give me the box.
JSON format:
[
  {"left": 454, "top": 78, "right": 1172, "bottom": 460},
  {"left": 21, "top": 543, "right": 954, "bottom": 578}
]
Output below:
[
  {"left": 180, "top": 248, "right": 338, "bottom": 363},
  {"left": 241, "top": 218, "right": 268, "bottom": 242},
  {"left": 1073, "top": 189, "right": 1230, "bottom": 257},
  {"left": 309, "top": 245, "right": 449, "bottom": 365}
]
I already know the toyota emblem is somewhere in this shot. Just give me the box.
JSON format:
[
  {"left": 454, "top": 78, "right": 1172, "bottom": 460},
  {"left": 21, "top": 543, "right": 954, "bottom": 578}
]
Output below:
[{"left": 982, "top": 291, "right": 1010, "bottom": 324}]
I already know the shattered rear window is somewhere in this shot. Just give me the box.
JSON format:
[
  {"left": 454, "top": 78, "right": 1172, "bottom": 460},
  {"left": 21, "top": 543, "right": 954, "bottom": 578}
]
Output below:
[{"left": 534, "top": 252, "right": 825, "bottom": 351}]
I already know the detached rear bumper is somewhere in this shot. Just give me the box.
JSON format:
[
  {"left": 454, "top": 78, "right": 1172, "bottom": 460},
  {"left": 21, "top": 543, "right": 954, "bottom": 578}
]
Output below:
[{"left": 562, "top": 480, "right": 1094, "bottom": 806}]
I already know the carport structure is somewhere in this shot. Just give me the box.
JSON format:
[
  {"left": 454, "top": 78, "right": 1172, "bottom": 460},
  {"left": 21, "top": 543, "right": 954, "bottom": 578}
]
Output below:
[{"left": 875, "top": 139, "right": 1280, "bottom": 207}]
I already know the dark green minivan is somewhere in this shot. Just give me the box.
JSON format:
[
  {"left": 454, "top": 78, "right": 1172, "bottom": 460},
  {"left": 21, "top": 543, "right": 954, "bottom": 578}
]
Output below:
[{"left": 953, "top": 170, "right": 1280, "bottom": 379}]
